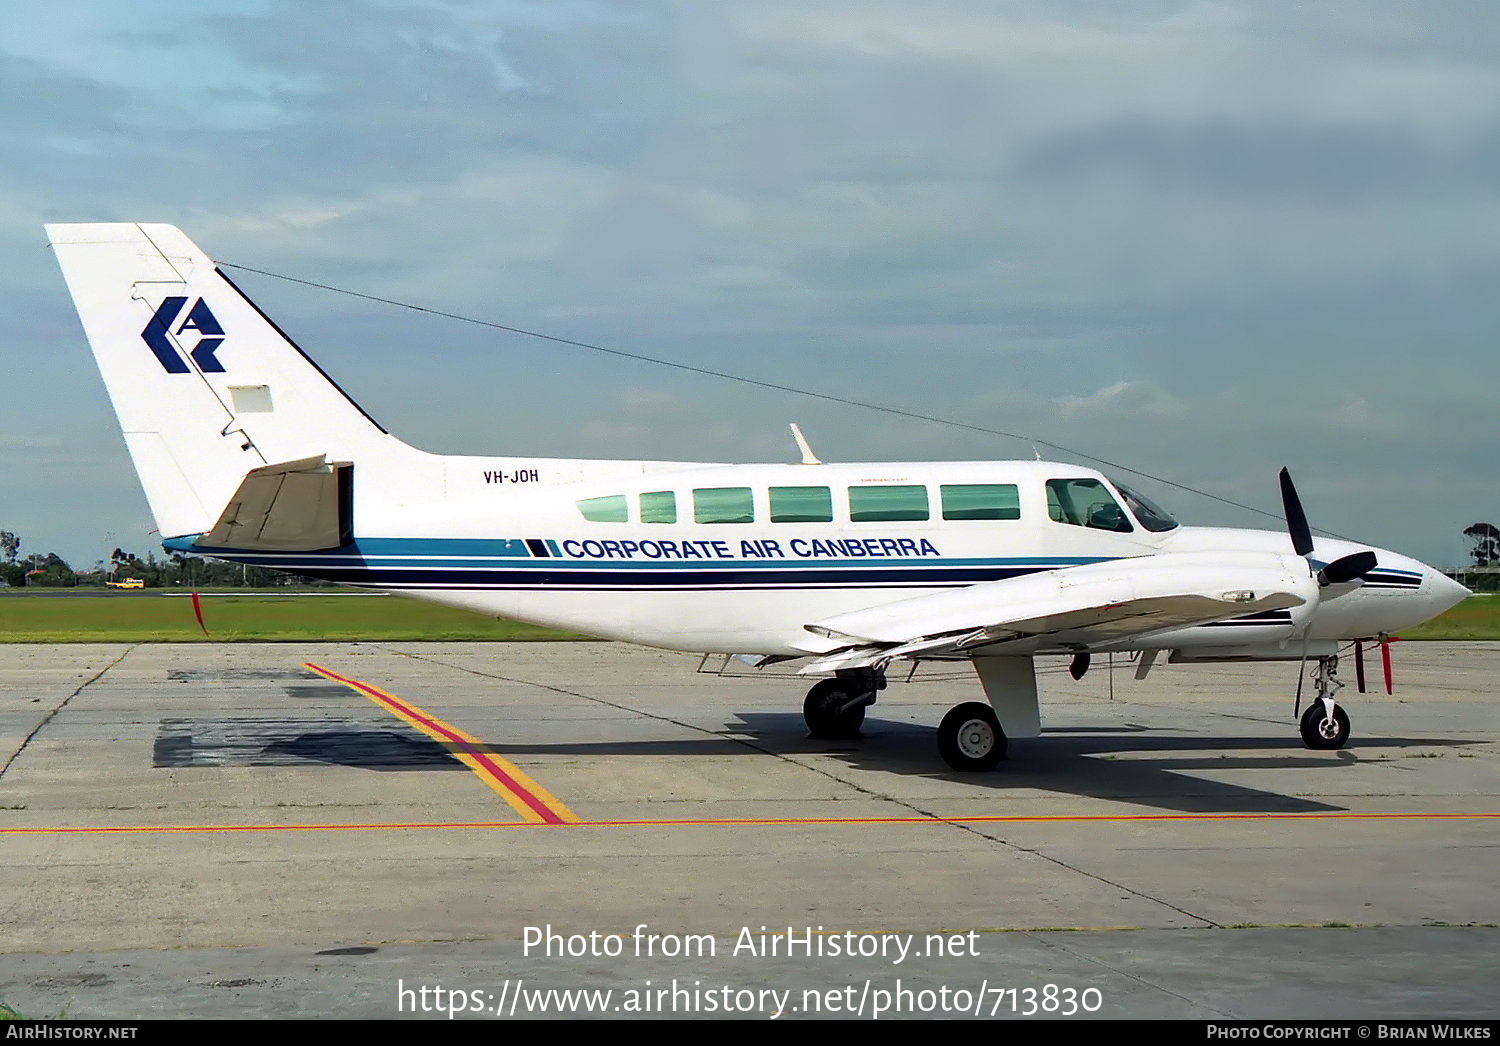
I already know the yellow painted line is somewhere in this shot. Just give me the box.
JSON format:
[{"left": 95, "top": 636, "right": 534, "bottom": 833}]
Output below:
[
  {"left": 3, "top": 811, "right": 1497, "bottom": 836},
  {"left": 301, "top": 662, "right": 578, "bottom": 825}
]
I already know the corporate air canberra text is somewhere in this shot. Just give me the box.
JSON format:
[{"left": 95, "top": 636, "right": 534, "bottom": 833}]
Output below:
[
  {"left": 524, "top": 924, "right": 980, "bottom": 965},
  {"left": 559, "top": 537, "right": 943, "bottom": 561}
]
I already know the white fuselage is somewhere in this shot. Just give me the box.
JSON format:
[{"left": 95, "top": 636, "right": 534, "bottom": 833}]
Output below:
[{"left": 168, "top": 455, "right": 1465, "bottom": 655}]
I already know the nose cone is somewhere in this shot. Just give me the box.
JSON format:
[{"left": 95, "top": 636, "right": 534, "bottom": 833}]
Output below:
[
  {"left": 1429, "top": 572, "right": 1471, "bottom": 616},
  {"left": 1352, "top": 550, "right": 1470, "bottom": 634}
]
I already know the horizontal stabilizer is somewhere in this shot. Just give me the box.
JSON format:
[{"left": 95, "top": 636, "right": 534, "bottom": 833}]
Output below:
[{"left": 196, "top": 456, "right": 352, "bottom": 551}]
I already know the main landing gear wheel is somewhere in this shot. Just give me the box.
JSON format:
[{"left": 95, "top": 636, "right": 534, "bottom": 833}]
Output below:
[
  {"left": 803, "top": 678, "right": 865, "bottom": 739},
  {"left": 1299, "top": 700, "right": 1350, "bottom": 750},
  {"left": 938, "top": 702, "right": 1007, "bottom": 772}
]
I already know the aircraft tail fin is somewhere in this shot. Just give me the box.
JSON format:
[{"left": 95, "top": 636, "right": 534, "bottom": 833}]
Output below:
[{"left": 46, "top": 223, "right": 410, "bottom": 540}]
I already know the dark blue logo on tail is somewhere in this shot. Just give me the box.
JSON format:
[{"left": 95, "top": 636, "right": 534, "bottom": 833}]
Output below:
[{"left": 142, "top": 297, "right": 226, "bottom": 373}]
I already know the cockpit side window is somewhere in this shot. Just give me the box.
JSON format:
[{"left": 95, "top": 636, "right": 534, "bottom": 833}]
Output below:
[
  {"left": 1046, "top": 478, "right": 1134, "bottom": 533},
  {"left": 1112, "top": 480, "right": 1180, "bottom": 533}
]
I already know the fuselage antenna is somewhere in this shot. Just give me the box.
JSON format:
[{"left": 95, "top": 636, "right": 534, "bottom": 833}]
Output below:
[{"left": 789, "top": 423, "right": 823, "bottom": 465}]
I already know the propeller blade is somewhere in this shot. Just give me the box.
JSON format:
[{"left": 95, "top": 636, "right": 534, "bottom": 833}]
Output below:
[
  {"left": 1279, "top": 468, "right": 1315, "bottom": 557},
  {"left": 1354, "top": 640, "right": 1366, "bottom": 694},
  {"left": 1319, "top": 550, "right": 1378, "bottom": 586},
  {"left": 1381, "top": 636, "right": 1396, "bottom": 695}
]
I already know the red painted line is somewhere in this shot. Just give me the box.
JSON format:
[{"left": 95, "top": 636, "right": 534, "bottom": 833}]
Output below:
[
  {"left": 302, "top": 662, "right": 575, "bottom": 824},
  {"left": 322, "top": 667, "right": 563, "bottom": 825}
]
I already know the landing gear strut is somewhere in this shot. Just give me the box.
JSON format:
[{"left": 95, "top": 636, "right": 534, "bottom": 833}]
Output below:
[
  {"left": 1298, "top": 655, "right": 1352, "bottom": 750},
  {"left": 802, "top": 667, "right": 884, "bottom": 739}
]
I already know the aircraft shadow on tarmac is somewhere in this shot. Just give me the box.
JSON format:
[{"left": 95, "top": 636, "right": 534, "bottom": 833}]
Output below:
[
  {"left": 744, "top": 713, "right": 1483, "bottom": 814},
  {"left": 456, "top": 714, "right": 1480, "bottom": 815},
  {"left": 151, "top": 711, "right": 1481, "bottom": 814}
]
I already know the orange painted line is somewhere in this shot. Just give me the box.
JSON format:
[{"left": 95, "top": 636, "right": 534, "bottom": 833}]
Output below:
[
  {"left": 301, "top": 662, "right": 578, "bottom": 825},
  {"left": 3, "top": 811, "right": 1497, "bottom": 836}
]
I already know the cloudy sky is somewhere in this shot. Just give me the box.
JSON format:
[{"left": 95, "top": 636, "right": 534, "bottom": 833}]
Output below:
[{"left": 3, "top": 1, "right": 1496, "bottom": 570}]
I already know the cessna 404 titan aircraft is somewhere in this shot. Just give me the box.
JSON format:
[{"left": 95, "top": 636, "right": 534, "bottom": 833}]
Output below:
[{"left": 47, "top": 223, "right": 1469, "bottom": 771}]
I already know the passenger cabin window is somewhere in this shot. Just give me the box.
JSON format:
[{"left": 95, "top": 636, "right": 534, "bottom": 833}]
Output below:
[
  {"left": 577, "top": 495, "right": 628, "bottom": 523},
  {"left": 1046, "top": 478, "right": 1133, "bottom": 533},
  {"left": 769, "top": 486, "right": 833, "bottom": 523},
  {"left": 941, "top": 484, "right": 1021, "bottom": 521},
  {"left": 849, "top": 485, "right": 929, "bottom": 522},
  {"left": 693, "top": 487, "right": 754, "bottom": 524},
  {"left": 640, "top": 490, "right": 677, "bottom": 524}
]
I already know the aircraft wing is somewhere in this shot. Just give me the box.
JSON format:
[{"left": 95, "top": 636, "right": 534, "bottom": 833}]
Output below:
[{"left": 793, "top": 550, "right": 1316, "bottom": 672}]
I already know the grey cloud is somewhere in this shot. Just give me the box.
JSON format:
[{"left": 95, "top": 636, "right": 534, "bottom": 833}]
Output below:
[{"left": 1018, "top": 119, "right": 1500, "bottom": 201}]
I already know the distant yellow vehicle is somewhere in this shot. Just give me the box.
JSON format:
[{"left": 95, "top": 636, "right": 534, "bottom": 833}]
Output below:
[{"left": 107, "top": 578, "right": 145, "bottom": 589}]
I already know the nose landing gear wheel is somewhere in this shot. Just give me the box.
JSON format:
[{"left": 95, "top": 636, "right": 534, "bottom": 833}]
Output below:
[
  {"left": 938, "top": 702, "right": 1007, "bottom": 771},
  {"left": 1299, "top": 700, "right": 1350, "bottom": 750},
  {"left": 803, "top": 678, "right": 866, "bottom": 739}
]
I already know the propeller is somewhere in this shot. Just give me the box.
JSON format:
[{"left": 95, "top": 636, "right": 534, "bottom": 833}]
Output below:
[
  {"left": 1319, "top": 550, "right": 1377, "bottom": 587},
  {"left": 1279, "top": 468, "right": 1314, "bottom": 557},
  {"left": 1279, "top": 468, "right": 1381, "bottom": 714},
  {"left": 1278, "top": 469, "right": 1380, "bottom": 586}
]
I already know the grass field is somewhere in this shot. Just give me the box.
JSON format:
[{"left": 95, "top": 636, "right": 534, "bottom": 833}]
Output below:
[
  {"left": 0, "top": 591, "right": 581, "bottom": 642},
  {"left": 0, "top": 590, "right": 1492, "bottom": 643},
  {"left": 1399, "top": 593, "right": 1500, "bottom": 641}
]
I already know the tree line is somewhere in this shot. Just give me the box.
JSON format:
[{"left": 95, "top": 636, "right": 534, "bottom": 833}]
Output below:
[
  {"left": 1463, "top": 523, "right": 1500, "bottom": 590},
  {"left": 0, "top": 529, "right": 324, "bottom": 588}
]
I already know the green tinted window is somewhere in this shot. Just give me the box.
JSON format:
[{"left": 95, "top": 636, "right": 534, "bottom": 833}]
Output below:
[
  {"left": 769, "top": 486, "right": 833, "bottom": 523},
  {"left": 577, "top": 495, "right": 628, "bottom": 523},
  {"left": 848, "top": 485, "right": 929, "bottom": 522},
  {"left": 941, "top": 484, "right": 1021, "bottom": 521},
  {"left": 693, "top": 487, "right": 754, "bottom": 524},
  {"left": 640, "top": 490, "right": 677, "bottom": 524}
]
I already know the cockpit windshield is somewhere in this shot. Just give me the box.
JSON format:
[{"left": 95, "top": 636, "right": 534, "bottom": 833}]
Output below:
[{"left": 1113, "top": 480, "right": 1180, "bottom": 533}]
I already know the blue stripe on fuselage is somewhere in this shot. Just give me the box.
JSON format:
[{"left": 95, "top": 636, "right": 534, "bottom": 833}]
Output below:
[{"left": 162, "top": 534, "right": 1107, "bottom": 589}]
